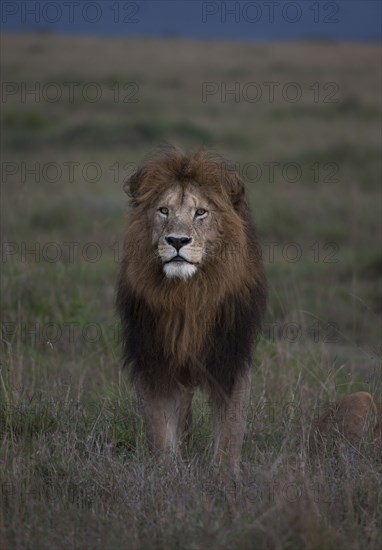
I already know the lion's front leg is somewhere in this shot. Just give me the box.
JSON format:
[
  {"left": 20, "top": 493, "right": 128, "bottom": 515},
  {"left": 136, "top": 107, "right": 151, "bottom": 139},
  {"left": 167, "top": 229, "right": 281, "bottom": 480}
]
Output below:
[
  {"left": 210, "top": 367, "right": 252, "bottom": 480},
  {"left": 136, "top": 381, "right": 194, "bottom": 459}
]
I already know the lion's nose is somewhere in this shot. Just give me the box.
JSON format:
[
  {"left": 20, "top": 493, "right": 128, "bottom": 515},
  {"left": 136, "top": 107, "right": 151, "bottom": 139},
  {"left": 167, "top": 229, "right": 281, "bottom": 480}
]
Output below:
[{"left": 165, "top": 236, "right": 192, "bottom": 252}]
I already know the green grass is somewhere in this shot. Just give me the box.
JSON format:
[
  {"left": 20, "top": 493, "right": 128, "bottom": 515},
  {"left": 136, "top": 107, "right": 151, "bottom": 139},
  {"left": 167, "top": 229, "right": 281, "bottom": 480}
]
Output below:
[{"left": 1, "top": 34, "right": 381, "bottom": 549}]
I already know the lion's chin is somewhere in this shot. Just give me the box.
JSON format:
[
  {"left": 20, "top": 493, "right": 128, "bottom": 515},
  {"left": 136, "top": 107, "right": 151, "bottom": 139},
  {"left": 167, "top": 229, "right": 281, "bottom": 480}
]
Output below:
[{"left": 163, "top": 262, "right": 198, "bottom": 280}]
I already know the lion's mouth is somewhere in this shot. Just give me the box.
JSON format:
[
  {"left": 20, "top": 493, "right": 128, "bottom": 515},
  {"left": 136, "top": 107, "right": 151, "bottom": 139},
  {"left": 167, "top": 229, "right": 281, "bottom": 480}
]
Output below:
[{"left": 165, "top": 255, "right": 194, "bottom": 265}]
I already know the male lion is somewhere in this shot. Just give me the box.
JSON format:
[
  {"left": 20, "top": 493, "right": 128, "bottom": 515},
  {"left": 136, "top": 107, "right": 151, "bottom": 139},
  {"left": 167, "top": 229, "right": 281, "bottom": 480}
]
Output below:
[{"left": 117, "top": 146, "right": 267, "bottom": 478}]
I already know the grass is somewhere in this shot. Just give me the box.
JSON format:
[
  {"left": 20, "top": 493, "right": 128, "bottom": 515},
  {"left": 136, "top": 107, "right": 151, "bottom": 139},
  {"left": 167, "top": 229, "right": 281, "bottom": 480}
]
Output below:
[{"left": 1, "top": 34, "right": 381, "bottom": 549}]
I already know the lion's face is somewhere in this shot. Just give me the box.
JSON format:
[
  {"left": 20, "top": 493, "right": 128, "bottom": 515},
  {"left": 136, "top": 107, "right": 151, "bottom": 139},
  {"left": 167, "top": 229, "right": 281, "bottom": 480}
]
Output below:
[{"left": 150, "top": 183, "right": 216, "bottom": 279}]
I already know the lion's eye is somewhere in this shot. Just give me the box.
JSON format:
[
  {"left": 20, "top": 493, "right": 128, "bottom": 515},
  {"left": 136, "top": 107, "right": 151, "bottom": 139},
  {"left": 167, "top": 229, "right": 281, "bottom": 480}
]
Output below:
[
  {"left": 195, "top": 208, "right": 207, "bottom": 218},
  {"left": 158, "top": 207, "right": 169, "bottom": 216}
]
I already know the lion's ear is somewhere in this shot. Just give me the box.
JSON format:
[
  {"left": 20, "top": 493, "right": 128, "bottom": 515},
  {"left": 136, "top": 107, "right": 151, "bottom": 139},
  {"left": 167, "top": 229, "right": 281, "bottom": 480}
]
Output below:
[
  {"left": 123, "top": 166, "right": 146, "bottom": 206},
  {"left": 219, "top": 159, "right": 249, "bottom": 215},
  {"left": 231, "top": 177, "right": 248, "bottom": 215}
]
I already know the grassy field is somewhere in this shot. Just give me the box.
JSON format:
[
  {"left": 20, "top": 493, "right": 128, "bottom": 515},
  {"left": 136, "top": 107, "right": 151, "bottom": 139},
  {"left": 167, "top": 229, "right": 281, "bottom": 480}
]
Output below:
[{"left": 1, "top": 34, "right": 381, "bottom": 549}]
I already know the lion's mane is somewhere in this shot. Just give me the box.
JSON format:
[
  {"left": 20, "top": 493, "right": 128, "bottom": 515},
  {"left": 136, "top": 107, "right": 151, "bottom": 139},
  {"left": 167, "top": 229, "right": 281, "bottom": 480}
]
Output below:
[{"left": 116, "top": 146, "right": 267, "bottom": 395}]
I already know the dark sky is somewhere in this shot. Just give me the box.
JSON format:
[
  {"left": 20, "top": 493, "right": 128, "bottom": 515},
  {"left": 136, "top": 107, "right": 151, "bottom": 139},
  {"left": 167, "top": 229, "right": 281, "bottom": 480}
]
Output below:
[{"left": 1, "top": 0, "right": 381, "bottom": 41}]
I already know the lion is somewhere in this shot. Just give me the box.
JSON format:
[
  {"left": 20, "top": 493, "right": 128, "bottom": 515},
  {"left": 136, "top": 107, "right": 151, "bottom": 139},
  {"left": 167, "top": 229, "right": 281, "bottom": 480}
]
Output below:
[
  {"left": 116, "top": 145, "right": 267, "bottom": 478},
  {"left": 309, "top": 392, "right": 378, "bottom": 454},
  {"left": 374, "top": 402, "right": 382, "bottom": 449}
]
